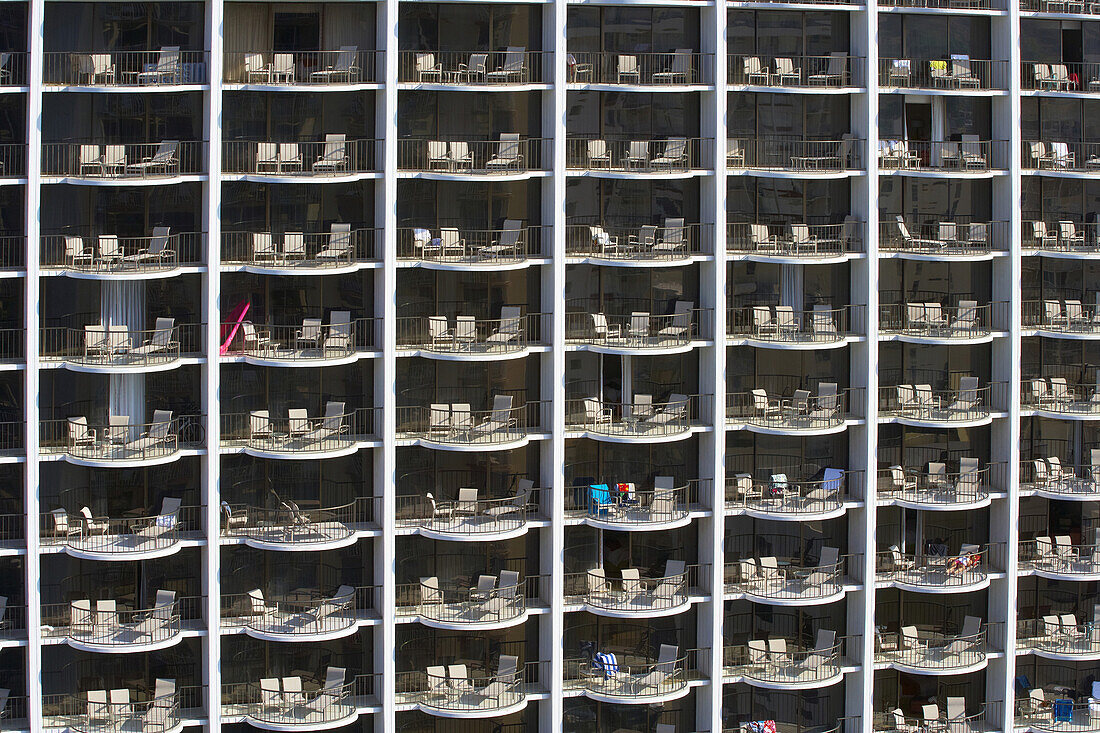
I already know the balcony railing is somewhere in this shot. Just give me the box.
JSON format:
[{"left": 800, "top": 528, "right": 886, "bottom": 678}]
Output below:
[
  {"left": 565, "top": 394, "right": 703, "bottom": 438},
  {"left": 567, "top": 136, "right": 708, "bottom": 173},
  {"left": 396, "top": 224, "right": 545, "bottom": 265},
  {"left": 222, "top": 670, "right": 368, "bottom": 728},
  {"left": 224, "top": 49, "right": 378, "bottom": 85},
  {"left": 874, "top": 621, "right": 988, "bottom": 671},
  {"left": 1018, "top": 616, "right": 1100, "bottom": 657},
  {"left": 43, "top": 141, "right": 201, "bottom": 179},
  {"left": 563, "top": 563, "right": 700, "bottom": 614},
  {"left": 220, "top": 497, "right": 374, "bottom": 546},
  {"left": 880, "top": 218, "right": 1003, "bottom": 256},
  {"left": 725, "top": 551, "right": 850, "bottom": 601},
  {"left": 0, "top": 234, "right": 25, "bottom": 271},
  {"left": 881, "top": 705, "right": 989, "bottom": 733},
  {"left": 397, "top": 660, "right": 536, "bottom": 714},
  {"left": 1020, "top": 537, "right": 1100, "bottom": 576},
  {"left": 1026, "top": 220, "right": 1100, "bottom": 253},
  {"left": 1015, "top": 698, "right": 1099, "bottom": 732},
  {"left": 221, "top": 228, "right": 379, "bottom": 269},
  {"left": 565, "top": 305, "right": 707, "bottom": 350},
  {"left": 40, "top": 503, "right": 200, "bottom": 556},
  {"left": 877, "top": 462, "right": 998, "bottom": 506},
  {"left": 727, "top": 385, "right": 858, "bottom": 431},
  {"left": 221, "top": 406, "right": 377, "bottom": 454},
  {"left": 567, "top": 51, "right": 707, "bottom": 85},
  {"left": 882, "top": 0, "right": 1000, "bottom": 7},
  {"left": 44, "top": 50, "right": 207, "bottom": 86},
  {"left": 1025, "top": 299, "right": 1100, "bottom": 335},
  {"left": 396, "top": 399, "right": 547, "bottom": 447},
  {"left": 566, "top": 221, "right": 708, "bottom": 262},
  {"left": 880, "top": 301, "right": 1001, "bottom": 340},
  {"left": 878, "top": 139, "right": 1004, "bottom": 172},
  {"left": 396, "top": 573, "right": 537, "bottom": 625},
  {"left": 727, "top": 221, "right": 861, "bottom": 258},
  {"left": 41, "top": 594, "right": 195, "bottom": 649},
  {"left": 1022, "top": 456, "right": 1100, "bottom": 497},
  {"left": 42, "top": 682, "right": 188, "bottom": 733},
  {"left": 394, "top": 488, "right": 542, "bottom": 537},
  {"left": 879, "top": 57, "right": 1006, "bottom": 90},
  {"left": 399, "top": 136, "right": 546, "bottom": 174},
  {"left": 727, "top": 137, "right": 860, "bottom": 172},
  {"left": 0, "top": 421, "right": 22, "bottom": 456},
  {"left": 728, "top": 53, "right": 861, "bottom": 88},
  {"left": 0, "top": 328, "right": 23, "bottom": 364},
  {"left": 0, "top": 144, "right": 32, "bottom": 179},
  {"left": 566, "top": 646, "right": 695, "bottom": 700},
  {"left": 876, "top": 543, "right": 1000, "bottom": 588},
  {"left": 41, "top": 232, "right": 203, "bottom": 274},
  {"left": 1024, "top": 376, "right": 1100, "bottom": 416},
  {"left": 725, "top": 469, "right": 853, "bottom": 517},
  {"left": 1025, "top": 140, "right": 1100, "bottom": 172},
  {"left": 0, "top": 52, "right": 27, "bottom": 86},
  {"left": 400, "top": 49, "right": 544, "bottom": 85},
  {"left": 0, "top": 601, "right": 26, "bottom": 642},
  {"left": 221, "top": 318, "right": 377, "bottom": 361},
  {"left": 223, "top": 138, "right": 378, "bottom": 176},
  {"left": 565, "top": 479, "right": 703, "bottom": 526},
  {"left": 1022, "top": 0, "right": 1100, "bottom": 10},
  {"left": 1023, "top": 61, "right": 1100, "bottom": 92},
  {"left": 41, "top": 321, "right": 198, "bottom": 368},
  {"left": 724, "top": 633, "right": 851, "bottom": 685},
  {"left": 728, "top": 304, "right": 862, "bottom": 345},
  {"left": 41, "top": 413, "right": 201, "bottom": 463},
  {"left": 397, "top": 312, "right": 546, "bottom": 355},
  {"left": 879, "top": 380, "right": 1000, "bottom": 423},
  {"left": 222, "top": 585, "right": 374, "bottom": 637}
]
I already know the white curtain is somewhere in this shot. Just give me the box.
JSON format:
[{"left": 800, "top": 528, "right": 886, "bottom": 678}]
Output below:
[
  {"left": 103, "top": 281, "right": 145, "bottom": 433},
  {"left": 931, "top": 97, "right": 946, "bottom": 167},
  {"left": 322, "top": 5, "right": 371, "bottom": 51},
  {"left": 223, "top": 4, "right": 270, "bottom": 79},
  {"left": 780, "top": 264, "right": 803, "bottom": 310}
]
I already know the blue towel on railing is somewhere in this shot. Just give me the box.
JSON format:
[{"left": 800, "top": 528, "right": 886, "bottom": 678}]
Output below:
[
  {"left": 593, "top": 652, "right": 618, "bottom": 678},
  {"left": 589, "top": 484, "right": 613, "bottom": 514},
  {"left": 823, "top": 467, "right": 844, "bottom": 492}
]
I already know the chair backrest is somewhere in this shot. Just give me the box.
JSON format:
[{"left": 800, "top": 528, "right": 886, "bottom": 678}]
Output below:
[
  {"left": 819, "top": 546, "right": 840, "bottom": 568},
  {"left": 416, "top": 53, "right": 435, "bottom": 73},
  {"left": 655, "top": 644, "right": 678, "bottom": 675},
  {"left": 428, "top": 140, "right": 447, "bottom": 161},
  {"left": 496, "top": 133, "right": 520, "bottom": 160},
  {"left": 502, "top": 47, "right": 525, "bottom": 71},
  {"left": 491, "top": 394, "right": 514, "bottom": 421},
  {"left": 322, "top": 667, "right": 346, "bottom": 693},
  {"left": 149, "top": 409, "right": 173, "bottom": 439},
  {"left": 959, "top": 615, "right": 981, "bottom": 638},
  {"left": 334, "top": 46, "right": 357, "bottom": 71},
  {"left": 328, "top": 223, "right": 352, "bottom": 252},
  {"left": 322, "top": 134, "right": 347, "bottom": 161},
  {"left": 588, "top": 139, "right": 608, "bottom": 158},
  {"left": 157, "top": 46, "right": 180, "bottom": 71},
  {"left": 661, "top": 137, "right": 687, "bottom": 160},
  {"left": 273, "top": 54, "right": 293, "bottom": 74},
  {"left": 619, "top": 55, "right": 638, "bottom": 74},
  {"left": 322, "top": 401, "right": 346, "bottom": 430}
]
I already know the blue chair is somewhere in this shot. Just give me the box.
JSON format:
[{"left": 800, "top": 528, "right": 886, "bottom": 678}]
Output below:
[
  {"left": 1053, "top": 698, "right": 1073, "bottom": 723},
  {"left": 589, "top": 484, "right": 614, "bottom": 515}
]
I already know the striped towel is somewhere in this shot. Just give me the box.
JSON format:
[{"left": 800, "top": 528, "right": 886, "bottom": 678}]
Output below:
[{"left": 593, "top": 652, "right": 618, "bottom": 678}]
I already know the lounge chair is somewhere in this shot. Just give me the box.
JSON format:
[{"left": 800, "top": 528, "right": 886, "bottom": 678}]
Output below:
[
  {"left": 471, "top": 395, "right": 517, "bottom": 437},
  {"left": 486, "top": 133, "right": 523, "bottom": 170},
  {"left": 652, "top": 137, "right": 689, "bottom": 169},
  {"left": 310, "top": 46, "right": 360, "bottom": 82},
  {"left": 587, "top": 139, "right": 611, "bottom": 169},
  {"left": 631, "top": 644, "right": 679, "bottom": 695},
  {"left": 652, "top": 49, "right": 693, "bottom": 84},
  {"left": 481, "top": 219, "right": 524, "bottom": 258},
  {"left": 416, "top": 53, "right": 443, "bottom": 83},
  {"left": 137, "top": 46, "right": 180, "bottom": 84},
  {"left": 301, "top": 401, "right": 349, "bottom": 444},
  {"left": 324, "top": 311, "right": 353, "bottom": 353},
  {"left": 312, "top": 134, "right": 349, "bottom": 173},
  {"left": 486, "top": 47, "right": 527, "bottom": 83},
  {"left": 125, "top": 140, "right": 179, "bottom": 177},
  {"left": 123, "top": 410, "right": 174, "bottom": 455},
  {"left": 130, "top": 318, "right": 177, "bottom": 357},
  {"left": 809, "top": 52, "right": 847, "bottom": 86},
  {"left": 317, "top": 223, "right": 353, "bottom": 261}
]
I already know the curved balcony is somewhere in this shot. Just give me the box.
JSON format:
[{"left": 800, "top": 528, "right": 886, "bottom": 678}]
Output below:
[
  {"left": 884, "top": 704, "right": 988, "bottom": 733},
  {"left": 874, "top": 618, "right": 988, "bottom": 674},
  {"left": 567, "top": 51, "right": 709, "bottom": 88},
  {"left": 223, "top": 137, "right": 379, "bottom": 180},
  {"left": 43, "top": 681, "right": 183, "bottom": 733},
  {"left": 566, "top": 220, "right": 708, "bottom": 266},
  {"left": 1024, "top": 220, "right": 1100, "bottom": 257},
  {"left": 400, "top": 659, "right": 531, "bottom": 718},
  {"left": 876, "top": 461, "right": 997, "bottom": 510},
  {"left": 220, "top": 405, "right": 377, "bottom": 459},
  {"left": 724, "top": 631, "right": 848, "bottom": 689},
  {"left": 1022, "top": 455, "right": 1100, "bottom": 500},
  {"left": 879, "top": 301, "right": 1002, "bottom": 343},
  {"left": 565, "top": 477, "right": 703, "bottom": 530},
  {"left": 397, "top": 572, "right": 533, "bottom": 629},
  {"left": 727, "top": 136, "right": 860, "bottom": 177},
  {"left": 563, "top": 562, "right": 696, "bottom": 618},
  {"left": 565, "top": 302, "right": 707, "bottom": 354},
  {"left": 41, "top": 231, "right": 202, "bottom": 278},
  {"left": 400, "top": 49, "right": 544, "bottom": 87},
  {"left": 1016, "top": 698, "right": 1100, "bottom": 733},
  {"left": 727, "top": 384, "right": 857, "bottom": 435},
  {"left": 1024, "top": 376, "right": 1100, "bottom": 419},
  {"left": 1024, "top": 299, "right": 1100, "bottom": 338},
  {"left": 41, "top": 500, "right": 196, "bottom": 560},
  {"left": 876, "top": 543, "right": 998, "bottom": 592},
  {"left": 567, "top": 136, "right": 709, "bottom": 176},
  {"left": 41, "top": 412, "right": 200, "bottom": 467},
  {"left": 224, "top": 49, "right": 379, "bottom": 86},
  {"left": 877, "top": 139, "right": 1005, "bottom": 175},
  {"left": 41, "top": 320, "right": 198, "bottom": 372},
  {"left": 398, "top": 136, "right": 546, "bottom": 178},
  {"left": 43, "top": 141, "right": 200, "bottom": 182},
  {"left": 879, "top": 379, "right": 998, "bottom": 427},
  {"left": 395, "top": 487, "right": 542, "bottom": 540},
  {"left": 221, "top": 317, "right": 376, "bottom": 366},
  {"left": 41, "top": 592, "right": 191, "bottom": 653},
  {"left": 729, "top": 53, "right": 862, "bottom": 90},
  {"left": 221, "top": 228, "right": 379, "bottom": 274},
  {"left": 1018, "top": 616, "right": 1100, "bottom": 660},
  {"left": 567, "top": 645, "right": 692, "bottom": 704},
  {"left": 397, "top": 224, "right": 545, "bottom": 269},
  {"left": 1025, "top": 140, "right": 1100, "bottom": 175},
  {"left": 395, "top": 398, "right": 546, "bottom": 450},
  {"left": 1023, "top": 61, "right": 1100, "bottom": 93},
  {"left": 725, "top": 547, "right": 849, "bottom": 605},
  {"left": 222, "top": 586, "right": 370, "bottom": 642},
  {"left": 45, "top": 50, "right": 207, "bottom": 87},
  {"left": 725, "top": 469, "right": 853, "bottom": 520},
  {"left": 879, "top": 218, "right": 1003, "bottom": 259},
  {"left": 1023, "top": 0, "right": 1099, "bottom": 10},
  {"left": 726, "top": 221, "right": 862, "bottom": 263},
  {"left": 223, "top": 669, "right": 364, "bottom": 730},
  {"left": 878, "top": 57, "right": 1006, "bottom": 92},
  {"left": 565, "top": 394, "right": 702, "bottom": 442},
  {"left": 397, "top": 311, "right": 545, "bottom": 360},
  {"left": 727, "top": 304, "right": 862, "bottom": 349},
  {"left": 1020, "top": 537, "right": 1100, "bottom": 580},
  {"left": 219, "top": 498, "right": 373, "bottom": 550}
]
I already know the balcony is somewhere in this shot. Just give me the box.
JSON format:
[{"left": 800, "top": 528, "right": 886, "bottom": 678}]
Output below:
[
  {"left": 222, "top": 585, "right": 373, "bottom": 641},
  {"left": 1020, "top": 537, "right": 1100, "bottom": 579},
  {"left": 879, "top": 218, "right": 1003, "bottom": 259},
  {"left": 397, "top": 310, "right": 546, "bottom": 360},
  {"left": 881, "top": 0, "right": 1001, "bottom": 7},
  {"left": 565, "top": 477, "right": 704, "bottom": 530},
  {"left": 0, "top": 144, "right": 28, "bottom": 181},
  {"left": 224, "top": 48, "right": 378, "bottom": 86},
  {"left": 397, "top": 223, "right": 545, "bottom": 269},
  {"left": 1018, "top": 615, "right": 1100, "bottom": 659},
  {"left": 567, "top": 136, "right": 708, "bottom": 176},
  {"left": 566, "top": 645, "right": 694, "bottom": 704},
  {"left": 41, "top": 231, "right": 202, "bottom": 277},
  {"left": 0, "top": 421, "right": 21, "bottom": 460},
  {"left": 223, "top": 137, "right": 378, "bottom": 179},
  {"left": 879, "top": 378, "right": 999, "bottom": 427},
  {"left": 396, "top": 570, "right": 536, "bottom": 628},
  {"left": 725, "top": 546, "right": 849, "bottom": 605},
  {"left": 882, "top": 703, "right": 988, "bottom": 733},
  {"left": 220, "top": 497, "right": 374, "bottom": 550},
  {"left": 565, "top": 394, "right": 703, "bottom": 442},
  {"left": 1025, "top": 141, "right": 1100, "bottom": 175},
  {"left": 878, "top": 139, "right": 1005, "bottom": 175},
  {"left": 727, "top": 137, "right": 859, "bottom": 176},
  {"left": 0, "top": 53, "right": 27, "bottom": 87},
  {"left": 398, "top": 658, "right": 533, "bottom": 717},
  {"left": 726, "top": 221, "right": 862, "bottom": 263},
  {"left": 1016, "top": 696, "right": 1100, "bottom": 733},
  {"left": 565, "top": 301, "right": 706, "bottom": 354},
  {"left": 41, "top": 499, "right": 197, "bottom": 559},
  {"left": 879, "top": 57, "right": 1006, "bottom": 91},
  {"left": 1022, "top": 455, "right": 1100, "bottom": 499},
  {"left": 396, "top": 397, "right": 546, "bottom": 450},
  {"left": 1024, "top": 375, "right": 1100, "bottom": 419},
  {"left": 563, "top": 561, "right": 698, "bottom": 617},
  {"left": 41, "top": 320, "right": 197, "bottom": 372},
  {"left": 400, "top": 49, "right": 544, "bottom": 87},
  {"left": 43, "top": 141, "right": 201, "bottom": 181},
  {"left": 41, "top": 591, "right": 193, "bottom": 653},
  {"left": 1026, "top": 220, "right": 1100, "bottom": 256},
  {"left": 874, "top": 617, "right": 988, "bottom": 673},
  {"left": 43, "top": 680, "right": 185, "bottom": 733},
  {"left": 728, "top": 304, "right": 863, "bottom": 349},
  {"left": 877, "top": 461, "right": 996, "bottom": 509},
  {"left": 726, "top": 383, "right": 857, "bottom": 435},
  {"left": 724, "top": 630, "right": 849, "bottom": 688},
  {"left": 221, "top": 316, "right": 377, "bottom": 365},
  {"left": 44, "top": 49, "right": 207, "bottom": 87},
  {"left": 565, "top": 220, "right": 708, "bottom": 265},
  {"left": 221, "top": 227, "right": 379, "bottom": 273},
  {"left": 1024, "top": 299, "right": 1100, "bottom": 338},
  {"left": 399, "top": 136, "right": 546, "bottom": 177},
  {"left": 1024, "top": 62, "right": 1100, "bottom": 93},
  {"left": 221, "top": 405, "right": 377, "bottom": 458},
  {"left": 41, "top": 412, "right": 200, "bottom": 466},
  {"left": 567, "top": 51, "right": 708, "bottom": 87},
  {"left": 395, "top": 485, "right": 543, "bottom": 540},
  {"left": 222, "top": 668, "right": 367, "bottom": 729},
  {"left": 876, "top": 543, "right": 998, "bottom": 591},
  {"left": 725, "top": 468, "right": 853, "bottom": 520},
  {"left": 1023, "top": 0, "right": 1100, "bottom": 10},
  {"left": 728, "top": 53, "right": 862, "bottom": 89},
  {"left": 879, "top": 301, "right": 1002, "bottom": 344}
]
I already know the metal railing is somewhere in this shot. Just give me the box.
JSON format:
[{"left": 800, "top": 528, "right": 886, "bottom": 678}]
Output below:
[
  {"left": 40, "top": 505, "right": 201, "bottom": 556},
  {"left": 883, "top": 706, "right": 989, "bottom": 733},
  {"left": 725, "top": 554, "right": 851, "bottom": 601},
  {"left": 725, "top": 470, "right": 855, "bottom": 516},
  {"left": 395, "top": 400, "right": 547, "bottom": 446},
  {"left": 566, "top": 649, "right": 696, "bottom": 700},
  {"left": 1022, "top": 0, "right": 1100, "bottom": 10},
  {"left": 219, "top": 497, "right": 374, "bottom": 545},
  {"left": 221, "top": 586, "right": 375, "bottom": 636},
  {"left": 566, "top": 221, "right": 709, "bottom": 261},
  {"left": 221, "top": 228, "right": 380, "bottom": 269},
  {"left": 41, "top": 232, "right": 203, "bottom": 274},
  {"left": 566, "top": 51, "right": 707, "bottom": 85},
  {"left": 400, "top": 49, "right": 544, "bottom": 85},
  {"left": 398, "top": 136, "right": 546, "bottom": 173},
  {"left": 566, "top": 136, "right": 709, "bottom": 173},
  {"left": 395, "top": 575, "right": 532, "bottom": 625},
  {"left": 1023, "top": 376, "right": 1100, "bottom": 416},
  {"left": 41, "top": 322, "right": 199, "bottom": 368},
  {"left": 879, "top": 218, "right": 1004, "bottom": 255},
  {"left": 1021, "top": 457, "right": 1100, "bottom": 497},
  {"left": 724, "top": 635, "right": 852, "bottom": 685},
  {"left": 1024, "top": 220, "right": 1100, "bottom": 253},
  {"left": 396, "top": 662, "right": 538, "bottom": 713},
  {"left": 223, "top": 138, "right": 379, "bottom": 175},
  {"left": 1018, "top": 616, "right": 1100, "bottom": 656},
  {"left": 396, "top": 312, "right": 545, "bottom": 355},
  {"left": 731, "top": 718, "right": 862, "bottom": 733},
  {"left": 563, "top": 564, "right": 701, "bottom": 614},
  {"left": 221, "top": 318, "right": 377, "bottom": 361},
  {"left": 40, "top": 414, "right": 202, "bottom": 462},
  {"left": 882, "top": 0, "right": 1000, "bottom": 7},
  {"left": 877, "top": 463, "right": 999, "bottom": 506},
  {"left": 0, "top": 52, "right": 27, "bottom": 86},
  {"left": 727, "top": 221, "right": 862, "bottom": 258},
  {"left": 43, "top": 141, "right": 201, "bottom": 179},
  {"left": 875, "top": 543, "right": 1001, "bottom": 588},
  {"left": 44, "top": 50, "right": 207, "bottom": 86},
  {"left": 393, "top": 489, "right": 542, "bottom": 537},
  {"left": 396, "top": 224, "right": 545, "bottom": 265},
  {"left": 0, "top": 421, "right": 23, "bottom": 455},
  {"left": 727, "top": 137, "right": 860, "bottom": 171},
  {"left": 0, "top": 328, "right": 23, "bottom": 363},
  {"left": 879, "top": 302, "right": 1002, "bottom": 340},
  {"left": 42, "top": 686, "right": 191, "bottom": 733},
  {"left": 1020, "top": 538, "right": 1100, "bottom": 576},
  {"left": 879, "top": 382, "right": 1000, "bottom": 423},
  {"left": 223, "top": 49, "right": 379, "bottom": 84},
  {"left": 565, "top": 394, "right": 703, "bottom": 437},
  {"left": 1024, "top": 140, "right": 1100, "bottom": 172},
  {"left": 1014, "top": 698, "right": 1097, "bottom": 732},
  {"left": 727, "top": 386, "right": 859, "bottom": 431},
  {"left": 221, "top": 674, "right": 371, "bottom": 727},
  {"left": 727, "top": 304, "right": 862, "bottom": 344},
  {"left": 0, "top": 144, "right": 28, "bottom": 178},
  {"left": 877, "top": 139, "right": 1004, "bottom": 171},
  {"left": 874, "top": 625, "right": 988, "bottom": 671},
  {"left": 728, "top": 54, "right": 862, "bottom": 87},
  {"left": 565, "top": 307, "right": 707, "bottom": 350},
  {"left": 564, "top": 480, "right": 703, "bottom": 526},
  {"left": 220, "top": 407, "right": 378, "bottom": 454},
  {"left": 879, "top": 57, "right": 1006, "bottom": 89},
  {"left": 1024, "top": 299, "right": 1100, "bottom": 334},
  {"left": 41, "top": 596, "right": 196, "bottom": 648},
  {"left": 1023, "top": 61, "right": 1100, "bottom": 91},
  {"left": 0, "top": 234, "right": 25, "bottom": 270}
]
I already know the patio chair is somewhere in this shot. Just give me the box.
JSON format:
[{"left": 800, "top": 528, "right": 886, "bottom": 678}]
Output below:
[
  {"left": 652, "top": 137, "right": 689, "bottom": 169},
  {"left": 122, "top": 226, "right": 174, "bottom": 265},
  {"left": 125, "top": 140, "right": 179, "bottom": 176},
  {"left": 486, "top": 133, "right": 523, "bottom": 170},
  {"left": 1034, "top": 64, "right": 1056, "bottom": 89},
  {"left": 486, "top": 46, "right": 527, "bottom": 83},
  {"left": 85, "top": 53, "right": 115, "bottom": 85},
  {"left": 317, "top": 223, "right": 354, "bottom": 261},
  {"left": 812, "top": 305, "right": 839, "bottom": 339},
  {"left": 728, "top": 139, "right": 746, "bottom": 166},
  {"left": 301, "top": 401, "right": 349, "bottom": 444},
  {"left": 617, "top": 55, "right": 640, "bottom": 84},
  {"left": 631, "top": 644, "right": 679, "bottom": 695},
  {"left": 624, "top": 140, "right": 649, "bottom": 169},
  {"left": 645, "top": 393, "right": 689, "bottom": 428},
  {"left": 79, "top": 506, "right": 108, "bottom": 535},
  {"left": 427, "top": 140, "right": 450, "bottom": 171},
  {"left": 130, "top": 318, "right": 177, "bottom": 357},
  {"left": 774, "top": 57, "right": 801, "bottom": 85},
  {"left": 255, "top": 142, "right": 279, "bottom": 172},
  {"left": 123, "top": 410, "right": 174, "bottom": 455},
  {"left": 460, "top": 53, "right": 488, "bottom": 83},
  {"left": 950, "top": 54, "right": 981, "bottom": 88},
  {"left": 751, "top": 389, "right": 781, "bottom": 420},
  {"left": 312, "top": 134, "right": 349, "bottom": 173},
  {"left": 584, "top": 397, "right": 613, "bottom": 427},
  {"left": 587, "top": 139, "right": 611, "bottom": 169},
  {"left": 310, "top": 46, "right": 359, "bottom": 82},
  {"left": 481, "top": 219, "right": 524, "bottom": 258},
  {"left": 658, "top": 300, "right": 693, "bottom": 339},
  {"left": 652, "top": 217, "right": 686, "bottom": 255},
  {"left": 652, "top": 49, "right": 692, "bottom": 84},
  {"left": 471, "top": 395, "right": 517, "bottom": 437},
  {"left": 323, "top": 311, "right": 353, "bottom": 353},
  {"left": 416, "top": 53, "right": 443, "bottom": 83},
  {"left": 1061, "top": 220, "right": 1085, "bottom": 247},
  {"left": 744, "top": 56, "right": 769, "bottom": 84},
  {"left": 1052, "top": 142, "right": 1075, "bottom": 170},
  {"left": 888, "top": 58, "right": 912, "bottom": 86},
  {"left": 488, "top": 306, "right": 522, "bottom": 344},
  {"left": 295, "top": 318, "right": 324, "bottom": 350},
  {"left": 449, "top": 141, "right": 473, "bottom": 170},
  {"left": 303, "top": 668, "right": 347, "bottom": 713},
  {"left": 271, "top": 54, "right": 294, "bottom": 82},
  {"left": 137, "top": 46, "right": 180, "bottom": 84},
  {"left": 809, "top": 52, "right": 847, "bottom": 86}
]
